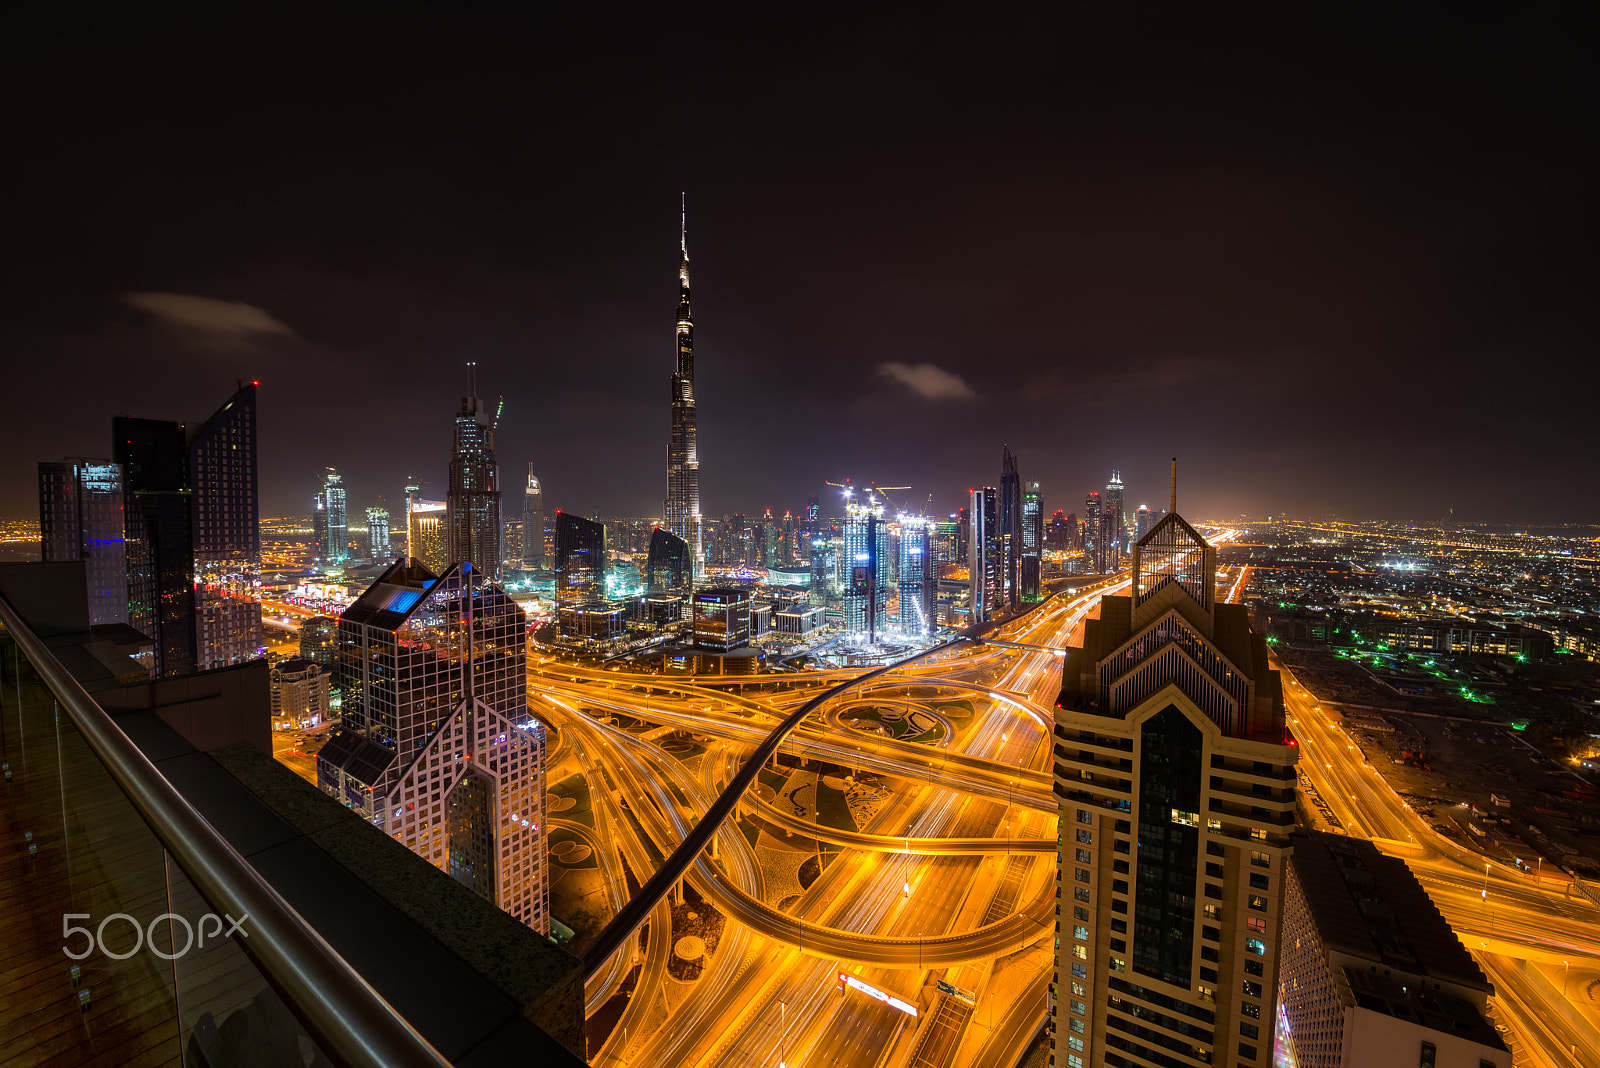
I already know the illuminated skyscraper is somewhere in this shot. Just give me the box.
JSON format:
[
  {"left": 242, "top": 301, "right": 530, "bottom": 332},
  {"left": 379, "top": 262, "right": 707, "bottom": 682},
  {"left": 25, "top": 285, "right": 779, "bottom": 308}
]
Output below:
[
  {"left": 1135, "top": 504, "right": 1154, "bottom": 543},
  {"left": 967, "top": 486, "right": 1001, "bottom": 623},
  {"left": 1000, "top": 446, "right": 1023, "bottom": 611},
  {"left": 403, "top": 477, "right": 421, "bottom": 557},
  {"left": 38, "top": 458, "right": 128, "bottom": 626},
  {"left": 1104, "top": 469, "right": 1126, "bottom": 561},
  {"left": 316, "top": 467, "right": 348, "bottom": 566},
  {"left": 896, "top": 516, "right": 936, "bottom": 637},
  {"left": 408, "top": 500, "right": 448, "bottom": 573},
  {"left": 1022, "top": 479, "right": 1043, "bottom": 602},
  {"left": 1051, "top": 488, "right": 1296, "bottom": 1068},
  {"left": 316, "top": 560, "right": 548, "bottom": 932},
  {"left": 366, "top": 506, "right": 391, "bottom": 562},
  {"left": 521, "top": 465, "right": 545, "bottom": 570},
  {"left": 446, "top": 363, "right": 502, "bottom": 580},
  {"left": 780, "top": 509, "right": 796, "bottom": 563},
  {"left": 1083, "top": 491, "right": 1104, "bottom": 573},
  {"left": 842, "top": 491, "right": 890, "bottom": 641},
  {"left": 664, "top": 197, "right": 703, "bottom": 572}
]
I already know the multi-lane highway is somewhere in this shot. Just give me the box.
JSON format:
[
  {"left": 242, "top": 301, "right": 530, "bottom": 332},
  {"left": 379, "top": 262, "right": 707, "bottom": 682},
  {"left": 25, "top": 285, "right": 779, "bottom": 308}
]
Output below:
[
  {"left": 1278, "top": 657, "right": 1600, "bottom": 1066},
  {"left": 536, "top": 577, "right": 1129, "bottom": 1068}
]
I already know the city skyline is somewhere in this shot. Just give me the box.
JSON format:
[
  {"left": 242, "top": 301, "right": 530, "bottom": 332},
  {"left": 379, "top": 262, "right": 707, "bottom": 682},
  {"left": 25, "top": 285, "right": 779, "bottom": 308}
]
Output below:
[
  {"left": 1, "top": 9, "right": 1594, "bottom": 526},
  {"left": 1, "top": 9, "right": 1596, "bottom": 1068}
]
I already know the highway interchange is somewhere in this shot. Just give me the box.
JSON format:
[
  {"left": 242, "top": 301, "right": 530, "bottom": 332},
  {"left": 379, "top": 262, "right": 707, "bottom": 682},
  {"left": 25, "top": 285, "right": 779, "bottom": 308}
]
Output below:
[
  {"left": 533, "top": 577, "right": 1120, "bottom": 1068},
  {"left": 264, "top": 532, "right": 1600, "bottom": 1068}
]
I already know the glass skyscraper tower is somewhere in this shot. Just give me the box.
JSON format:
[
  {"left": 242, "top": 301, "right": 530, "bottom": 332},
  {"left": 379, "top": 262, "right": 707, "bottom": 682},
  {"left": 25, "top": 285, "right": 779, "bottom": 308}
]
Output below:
[
  {"left": 1000, "top": 446, "right": 1022, "bottom": 611},
  {"left": 116, "top": 382, "right": 262, "bottom": 677},
  {"left": 664, "top": 197, "right": 703, "bottom": 573},
  {"left": 842, "top": 491, "right": 890, "bottom": 641},
  {"left": 38, "top": 458, "right": 128, "bottom": 626},
  {"left": 968, "top": 486, "right": 1001, "bottom": 623},
  {"left": 315, "top": 559, "right": 548, "bottom": 932},
  {"left": 313, "top": 466, "right": 347, "bottom": 567}
]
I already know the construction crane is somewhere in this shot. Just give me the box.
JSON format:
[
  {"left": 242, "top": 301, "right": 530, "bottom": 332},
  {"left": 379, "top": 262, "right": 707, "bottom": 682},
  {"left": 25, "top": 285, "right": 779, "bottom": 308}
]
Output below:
[
  {"left": 867, "top": 484, "right": 913, "bottom": 514},
  {"left": 824, "top": 478, "right": 854, "bottom": 502}
]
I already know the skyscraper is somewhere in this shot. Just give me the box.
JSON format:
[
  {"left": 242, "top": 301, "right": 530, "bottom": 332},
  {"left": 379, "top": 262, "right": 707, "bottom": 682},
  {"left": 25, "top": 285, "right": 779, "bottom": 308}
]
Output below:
[
  {"left": 117, "top": 414, "right": 194, "bottom": 677},
  {"left": 1000, "top": 446, "right": 1023, "bottom": 611},
  {"left": 896, "top": 516, "right": 936, "bottom": 637},
  {"left": 316, "top": 466, "right": 348, "bottom": 567},
  {"left": 645, "top": 526, "right": 692, "bottom": 594},
  {"left": 521, "top": 465, "right": 545, "bottom": 570},
  {"left": 1022, "top": 479, "right": 1043, "bottom": 602},
  {"left": 842, "top": 491, "right": 890, "bottom": 641},
  {"left": 366, "top": 506, "right": 391, "bottom": 562},
  {"left": 311, "top": 495, "right": 328, "bottom": 565},
  {"left": 554, "top": 511, "right": 606, "bottom": 607},
  {"left": 1104, "top": 469, "right": 1126, "bottom": 562},
  {"left": 967, "top": 487, "right": 1001, "bottom": 623},
  {"left": 444, "top": 364, "right": 499, "bottom": 585},
  {"left": 315, "top": 559, "right": 548, "bottom": 932},
  {"left": 1135, "top": 504, "right": 1154, "bottom": 543},
  {"left": 446, "top": 366, "right": 502, "bottom": 580},
  {"left": 408, "top": 500, "right": 448, "bottom": 573},
  {"left": 664, "top": 197, "right": 703, "bottom": 572},
  {"left": 404, "top": 477, "right": 421, "bottom": 557},
  {"left": 188, "top": 382, "right": 263, "bottom": 671},
  {"left": 1083, "top": 491, "right": 1103, "bottom": 574},
  {"left": 1051, "top": 496, "right": 1296, "bottom": 1068},
  {"left": 38, "top": 458, "right": 128, "bottom": 626}
]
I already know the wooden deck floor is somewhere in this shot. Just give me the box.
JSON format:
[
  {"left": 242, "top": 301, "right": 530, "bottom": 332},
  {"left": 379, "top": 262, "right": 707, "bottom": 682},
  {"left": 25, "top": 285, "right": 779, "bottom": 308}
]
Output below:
[{"left": 0, "top": 640, "right": 310, "bottom": 1066}]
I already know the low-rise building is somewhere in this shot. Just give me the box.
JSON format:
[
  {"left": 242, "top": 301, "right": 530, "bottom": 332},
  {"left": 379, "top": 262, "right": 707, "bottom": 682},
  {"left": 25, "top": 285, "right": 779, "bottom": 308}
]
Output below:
[
  {"left": 269, "top": 657, "right": 332, "bottom": 730},
  {"left": 775, "top": 603, "right": 826, "bottom": 636},
  {"left": 694, "top": 587, "right": 752, "bottom": 651}
]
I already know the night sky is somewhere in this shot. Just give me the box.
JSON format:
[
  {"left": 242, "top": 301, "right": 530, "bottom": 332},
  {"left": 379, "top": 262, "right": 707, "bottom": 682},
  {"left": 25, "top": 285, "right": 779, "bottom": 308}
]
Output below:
[{"left": 3, "top": 6, "right": 1594, "bottom": 525}]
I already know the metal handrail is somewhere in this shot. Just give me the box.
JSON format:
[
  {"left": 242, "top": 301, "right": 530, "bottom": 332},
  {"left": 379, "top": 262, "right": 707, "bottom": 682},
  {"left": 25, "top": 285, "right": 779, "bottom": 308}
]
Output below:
[{"left": 0, "top": 594, "right": 452, "bottom": 1068}]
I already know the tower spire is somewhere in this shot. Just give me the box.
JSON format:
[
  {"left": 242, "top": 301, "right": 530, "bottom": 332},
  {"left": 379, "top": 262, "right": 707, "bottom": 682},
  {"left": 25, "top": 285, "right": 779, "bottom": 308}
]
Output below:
[
  {"left": 1170, "top": 456, "right": 1178, "bottom": 514},
  {"left": 680, "top": 192, "right": 687, "bottom": 256}
]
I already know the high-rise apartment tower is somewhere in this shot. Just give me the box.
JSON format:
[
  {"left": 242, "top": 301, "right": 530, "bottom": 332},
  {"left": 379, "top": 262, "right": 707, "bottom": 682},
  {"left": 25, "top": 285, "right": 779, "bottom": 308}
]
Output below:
[
  {"left": 1051, "top": 495, "right": 1296, "bottom": 1068},
  {"left": 188, "top": 383, "right": 263, "bottom": 670}
]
